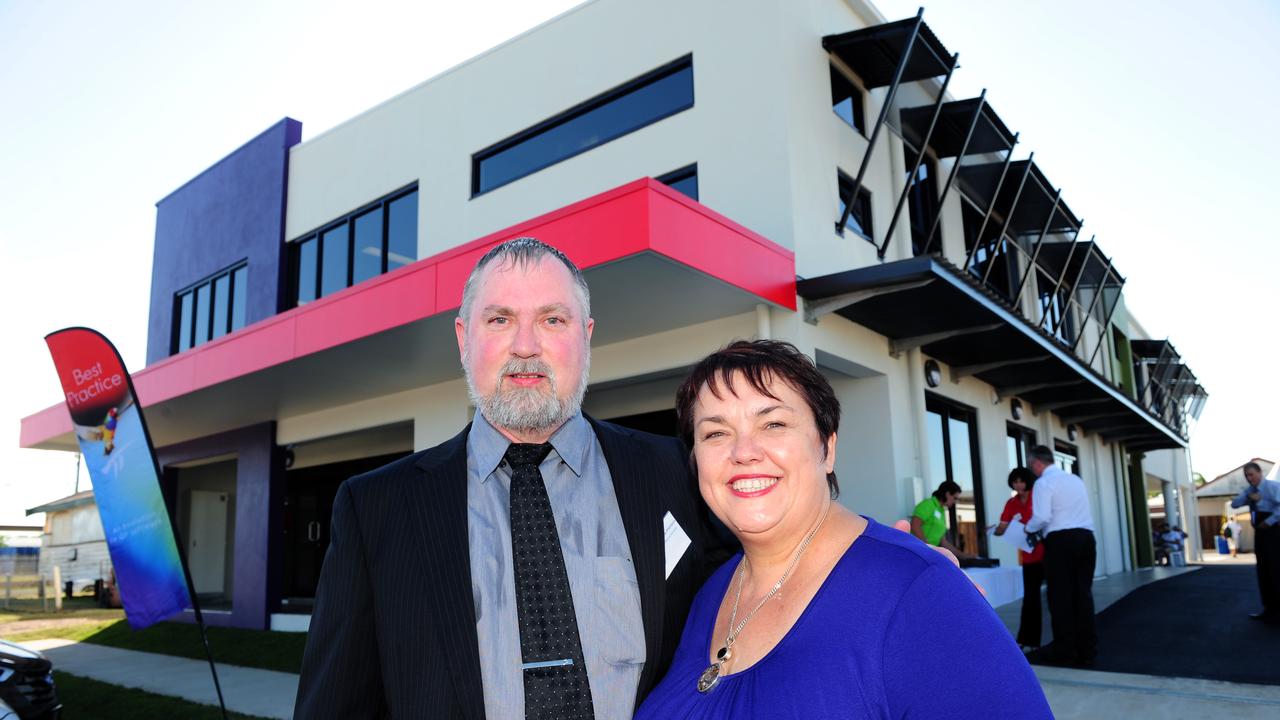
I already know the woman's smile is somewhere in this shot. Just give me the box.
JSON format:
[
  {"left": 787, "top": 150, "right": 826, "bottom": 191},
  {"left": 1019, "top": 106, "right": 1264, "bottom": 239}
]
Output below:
[{"left": 728, "top": 474, "right": 780, "bottom": 497}]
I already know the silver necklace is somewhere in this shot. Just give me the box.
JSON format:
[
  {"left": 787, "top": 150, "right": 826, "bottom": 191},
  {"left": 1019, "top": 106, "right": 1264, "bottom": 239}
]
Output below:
[{"left": 696, "top": 501, "right": 831, "bottom": 693}]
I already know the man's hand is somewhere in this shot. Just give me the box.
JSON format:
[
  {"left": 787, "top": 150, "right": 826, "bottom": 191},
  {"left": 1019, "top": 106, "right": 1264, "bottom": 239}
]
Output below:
[{"left": 1249, "top": 491, "right": 1262, "bottom": 502}]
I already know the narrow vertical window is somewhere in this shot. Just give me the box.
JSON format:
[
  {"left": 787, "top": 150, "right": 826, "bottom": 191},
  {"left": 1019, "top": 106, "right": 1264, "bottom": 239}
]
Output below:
[
  {"left": 211, "top": 273, "right": 231, "bottom": 339},
  {"left": 837, "top": 171, "right": 873, "bottom": 241},
  {"left": 297, "top": 237, "right": 318, "bottom": 305},
  {"left": 386, "top": 191, "right": 418, "bottom": 272},
  {"left": 320, "top": 223, "right": 349, "bottom": 298},
  {"left": 193, "top": 283, "right": 211, "bottom": 347},
  {"left": 230, "top": 266, "right": 247, "bottom": 332},
  {"left": 177, "top": 292, "right": 194, "bottom": 352},
  {"left": 352, "top": 209, "right": 383, "bottom": 284},
  {"left": 830, "top": 64, "right": 865, "bottom": 134}
]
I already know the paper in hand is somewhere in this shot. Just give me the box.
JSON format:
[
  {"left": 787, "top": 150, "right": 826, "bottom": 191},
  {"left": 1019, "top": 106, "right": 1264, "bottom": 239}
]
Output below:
[{"left": 989, "top": 518, "right": 1037, "bottom": 554}]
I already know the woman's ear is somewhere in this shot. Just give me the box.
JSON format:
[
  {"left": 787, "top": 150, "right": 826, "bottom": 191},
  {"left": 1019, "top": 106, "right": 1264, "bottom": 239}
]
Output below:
[{"left": 823, "top": 432, "right": 838, "bottom": 474}]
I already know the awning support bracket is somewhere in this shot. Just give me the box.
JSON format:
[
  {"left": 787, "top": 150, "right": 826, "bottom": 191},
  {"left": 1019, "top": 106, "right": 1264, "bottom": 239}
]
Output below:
[
  {"left": 803, "top": 278, "right": 933, "bottom": 324},
  {"left": 948, "top": 355, "right": 1046, "bottom": 382},
  {"left": 995, "top": 378, "right": 1085, "bottom": 401},
  {"left": 888, "top": 322, "right": 1002, "bottom": 358}
]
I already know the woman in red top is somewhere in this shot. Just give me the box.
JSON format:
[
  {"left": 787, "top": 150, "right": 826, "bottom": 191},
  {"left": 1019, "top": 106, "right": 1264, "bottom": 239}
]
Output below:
[{"left": 995, "top": 467, "right": 1044, "bottom": 651}]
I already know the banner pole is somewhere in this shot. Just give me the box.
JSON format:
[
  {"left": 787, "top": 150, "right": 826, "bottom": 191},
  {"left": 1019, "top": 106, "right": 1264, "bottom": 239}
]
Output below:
[{"left": 66, "top": 328, "right": 229, "bottom": 720}]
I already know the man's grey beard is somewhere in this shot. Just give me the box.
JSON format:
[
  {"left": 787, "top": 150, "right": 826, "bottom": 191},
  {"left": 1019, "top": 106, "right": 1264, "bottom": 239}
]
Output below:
[{"left": 463, "top": 349, "right": 591, "bottom": 434}]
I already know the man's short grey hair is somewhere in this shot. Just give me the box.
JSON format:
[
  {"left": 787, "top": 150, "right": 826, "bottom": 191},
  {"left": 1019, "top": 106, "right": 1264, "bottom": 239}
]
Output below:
[
  {"left": 1029, "top": 445, "right": 1055, "bottom": 466},
  {"left": 457, "top": 237, "right": 591, "bottom": 326}
]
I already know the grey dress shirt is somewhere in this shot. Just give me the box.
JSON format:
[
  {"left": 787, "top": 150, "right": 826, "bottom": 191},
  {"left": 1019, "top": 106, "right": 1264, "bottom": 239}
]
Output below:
[{"left": 467, "top": 411, "right": 645, "bottom": 720}]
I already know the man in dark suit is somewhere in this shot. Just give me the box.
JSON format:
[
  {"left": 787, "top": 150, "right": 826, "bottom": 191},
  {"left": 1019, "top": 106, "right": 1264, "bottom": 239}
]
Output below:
[{"left": 295, "top": 237, "right": 730, "bottom": 719}]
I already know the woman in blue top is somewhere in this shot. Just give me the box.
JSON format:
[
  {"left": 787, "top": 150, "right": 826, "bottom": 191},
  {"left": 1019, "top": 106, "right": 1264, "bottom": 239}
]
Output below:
[{"left": 635, "top": 340, "right": 1051, "bottom": 719}]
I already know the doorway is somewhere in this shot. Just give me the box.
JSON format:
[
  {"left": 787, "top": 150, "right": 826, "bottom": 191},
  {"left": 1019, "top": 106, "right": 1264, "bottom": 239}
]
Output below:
[{"left": 282, "top": 452, "right": 409, "bottom": 608}]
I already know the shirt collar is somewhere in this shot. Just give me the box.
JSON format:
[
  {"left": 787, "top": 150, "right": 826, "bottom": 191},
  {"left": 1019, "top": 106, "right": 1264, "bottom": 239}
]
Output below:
[
  {"left": 1041, "top": 465, "right": 1065, "bottom": 479},
  {"left": 469, "top": 410, "right": 592, "bottom": 482}
]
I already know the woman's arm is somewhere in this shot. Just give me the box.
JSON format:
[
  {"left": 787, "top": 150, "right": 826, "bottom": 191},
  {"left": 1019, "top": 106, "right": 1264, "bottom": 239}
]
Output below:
[
  {"left": 910, "top": 516, "right": 927, "bottom": 542},
  {"left": 938, "top": 535, "right": 974, "bottom": 559},
  {"left": 993, "top": 520, "right": 1010, "bottom": 536}
]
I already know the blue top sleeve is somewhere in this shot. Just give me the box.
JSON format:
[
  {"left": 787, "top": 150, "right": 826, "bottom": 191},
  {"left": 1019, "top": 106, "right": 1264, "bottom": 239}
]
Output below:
[{"left": 882, "top": 563, "right": 1053, "bottom": 719}]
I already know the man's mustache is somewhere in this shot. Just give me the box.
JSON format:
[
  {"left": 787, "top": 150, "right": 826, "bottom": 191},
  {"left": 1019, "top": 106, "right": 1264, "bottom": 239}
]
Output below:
[{"left": 498, "top": 358, "right": 556, "bottom": 387}]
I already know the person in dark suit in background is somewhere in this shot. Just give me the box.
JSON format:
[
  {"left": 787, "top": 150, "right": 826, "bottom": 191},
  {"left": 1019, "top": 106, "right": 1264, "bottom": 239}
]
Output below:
[
  {"left": 1232, "top": 461, "right": 1280, "bottom": 622},
  {"left": 295, "top": 237, "right": 730, "bottom": 719}
]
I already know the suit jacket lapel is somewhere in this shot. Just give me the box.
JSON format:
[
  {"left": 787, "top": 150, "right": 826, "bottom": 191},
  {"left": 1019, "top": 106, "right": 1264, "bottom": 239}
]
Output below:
[
  {"left": 588, "top": 417, "right": 665, "bottom": 697},
  {"left": 410, "top": 425, "right": 486, "bottom": 720}
]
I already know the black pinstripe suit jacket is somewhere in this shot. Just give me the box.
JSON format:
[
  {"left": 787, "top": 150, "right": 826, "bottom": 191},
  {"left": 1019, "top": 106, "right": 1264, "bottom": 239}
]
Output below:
[{"left": 294, "top": 416, "right": 733, "bottom": 719}]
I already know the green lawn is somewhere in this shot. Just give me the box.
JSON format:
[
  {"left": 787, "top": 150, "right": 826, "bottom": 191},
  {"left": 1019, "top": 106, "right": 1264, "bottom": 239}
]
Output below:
[
  {"left": 1, "top": 600, "right": 307, "bottom": 674},
  {"left": 76, "top": 619, "right": 308, "bottom": 674},
  {"left": 54, "top": 671, "right": 271, "bottom": 720}
]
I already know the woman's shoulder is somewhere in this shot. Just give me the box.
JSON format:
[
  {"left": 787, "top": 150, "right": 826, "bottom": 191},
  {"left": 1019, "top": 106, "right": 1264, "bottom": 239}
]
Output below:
[{"left": 832, "top": 519, "right": 983, "bottom": 608}]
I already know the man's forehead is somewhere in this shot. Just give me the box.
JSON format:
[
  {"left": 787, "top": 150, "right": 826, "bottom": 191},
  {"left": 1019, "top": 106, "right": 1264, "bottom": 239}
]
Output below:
[{"left": 475, "top": 255, "right": 574, "bottom": 290}]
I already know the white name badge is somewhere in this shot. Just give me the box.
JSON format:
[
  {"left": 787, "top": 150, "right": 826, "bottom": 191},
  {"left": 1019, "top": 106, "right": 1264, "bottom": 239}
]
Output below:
[{"left": 663, "top": 511, "right": 692, "bottom": 579}]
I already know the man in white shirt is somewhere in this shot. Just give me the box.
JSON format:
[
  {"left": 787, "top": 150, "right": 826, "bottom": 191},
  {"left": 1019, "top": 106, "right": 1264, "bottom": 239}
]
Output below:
[{"left": 1025, "top": 445, "right": 1096, "bottom": 666}]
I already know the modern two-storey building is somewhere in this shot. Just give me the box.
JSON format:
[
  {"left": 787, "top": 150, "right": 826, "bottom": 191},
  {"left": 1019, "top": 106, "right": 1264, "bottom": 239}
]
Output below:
[{"left": 20, "top": 0, "right": 1205, "bottom": 630}]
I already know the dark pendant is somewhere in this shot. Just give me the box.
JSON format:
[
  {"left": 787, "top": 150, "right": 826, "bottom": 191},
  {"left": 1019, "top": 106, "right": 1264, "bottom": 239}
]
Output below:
[{"left": 697, "top": 663, "right": 721, "bottom": 693}]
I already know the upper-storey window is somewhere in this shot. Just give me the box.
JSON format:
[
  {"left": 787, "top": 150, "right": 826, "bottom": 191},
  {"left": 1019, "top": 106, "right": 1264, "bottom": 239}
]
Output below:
[
  {"left": 173, "top": 263, "right": 247, "bottom": 354},
  {"left": 837, "top": 170, "right": 873, "bottom": 242},
  {"left": 829, "top": 63, "right": 866, "bottom": 135},
  {"left": 287, "top": 185, "right": 418, "bottom": 309},
  {"left": 472, "top": 56, "right": 695, "bottom": 195},
  {"left": 904, "top": 153, "right": 940, "bottom": 256},
  {"left": 656, "top": 164, "right": 698, "bottom": 201}
]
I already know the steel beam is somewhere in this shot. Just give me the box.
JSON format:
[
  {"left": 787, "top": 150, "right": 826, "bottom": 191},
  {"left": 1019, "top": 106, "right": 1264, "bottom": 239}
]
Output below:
[
  {"left": 879, "top": 52, "right": 960, "bottom": 259},
  {"left": 921, "top": 90, "right": 990, "bottom": 256},
  {"left": 837, "top": 9, "right": 925, "bottom": 236}
]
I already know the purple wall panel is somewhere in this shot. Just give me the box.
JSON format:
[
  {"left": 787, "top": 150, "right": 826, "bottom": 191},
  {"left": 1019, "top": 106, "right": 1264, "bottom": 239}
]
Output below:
[
  {"left": 147, "top": 118, "right": 302, "bottom": 365},
  {"left": 158, "top": 422, "right": 283, "bottom": 630}
]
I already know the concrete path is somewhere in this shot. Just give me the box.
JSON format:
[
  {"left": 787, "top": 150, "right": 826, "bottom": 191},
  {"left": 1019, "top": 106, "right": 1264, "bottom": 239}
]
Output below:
[
  {"left": 23, "top": 638, "right": 296, "bottom": 719},
  {"left": 1036, "top": 665, "right": 1280, "bottom": 719}
]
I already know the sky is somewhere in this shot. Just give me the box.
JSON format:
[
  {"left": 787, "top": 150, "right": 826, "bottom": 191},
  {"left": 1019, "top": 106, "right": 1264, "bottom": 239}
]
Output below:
[{"left": 2, "top": 0, "right": 1277, "bottom": 528}]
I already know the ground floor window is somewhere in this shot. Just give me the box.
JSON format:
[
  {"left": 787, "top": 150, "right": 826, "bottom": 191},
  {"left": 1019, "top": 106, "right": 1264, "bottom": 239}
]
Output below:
[
  {"left": 924, "top": 394, "right": 987, "bottom": 556},
  {"left": 1054, "top": 439, "right": 1080, "bottom": 475},
  {"left": 1007, "top": 423, "right": 1037, "bottom": 470}
]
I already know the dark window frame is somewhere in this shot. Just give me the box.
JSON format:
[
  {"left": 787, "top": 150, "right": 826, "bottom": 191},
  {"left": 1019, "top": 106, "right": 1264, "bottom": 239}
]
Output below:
[
  {"left": 829, "top": 61, "right": 867, "bottom": 135},
  {"left": 903, "top": 145, "right": 941, "bottom": 256},
  {"left": 286, "top": 184, "right": 418, "bottom": 310},
  {"left": 471, "top": 55, "right": 695, "bottom": 196},
  {"left": 837, "top": 169, "right": 874, "bottom": 243},
  {"left": 171, "top": 260, "right": 248, "bottom": 355},
  {"left": 656, "top": 163, "right": 698, "bottom": 201},
  {"left": 925, "top": 393, "right": 988, "bottom": 557},
  {"left": 1007, "top": 423, "right": 1037, "bottom": 470},
  {"left": 1054, "top": 439, "right": 1080, "bottom": 476}
]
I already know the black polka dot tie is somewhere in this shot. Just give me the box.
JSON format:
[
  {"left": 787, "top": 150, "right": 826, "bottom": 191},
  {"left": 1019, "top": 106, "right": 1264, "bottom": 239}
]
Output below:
[{"left": 505, "top": 443, "right": 595, "bottom": 720}]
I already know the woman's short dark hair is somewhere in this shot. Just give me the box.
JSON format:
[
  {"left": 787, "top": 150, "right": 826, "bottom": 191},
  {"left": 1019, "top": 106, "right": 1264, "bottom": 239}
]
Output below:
[
  {"left": 932, "top": 480, "right": 962, "bottom": 501},
  {"left": 675, "top": 340, "right": 841, "bottom": 497},
  {"left": 1008, "top": 467, "right": 1036, "bottom": 490}
]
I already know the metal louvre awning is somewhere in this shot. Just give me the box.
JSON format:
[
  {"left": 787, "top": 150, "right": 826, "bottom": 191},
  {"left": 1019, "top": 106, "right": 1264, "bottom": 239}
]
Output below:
[
  {"left": 823, "top": 16, "right": 954, "bottom": 88},
  {"left": 958, "top": 159, "right": 1081, "bottom": 236},
  {"left": 900, "top": 97, "right": 1017, "bottom": 158},
  {"left": 798, "top": 256, "right": 1186, "bottom": 450}
]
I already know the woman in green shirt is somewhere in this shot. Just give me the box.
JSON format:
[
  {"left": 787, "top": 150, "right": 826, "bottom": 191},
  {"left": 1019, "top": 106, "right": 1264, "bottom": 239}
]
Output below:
[{"left": 912, "top": 480, "right": 973, "bottom": 558}]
